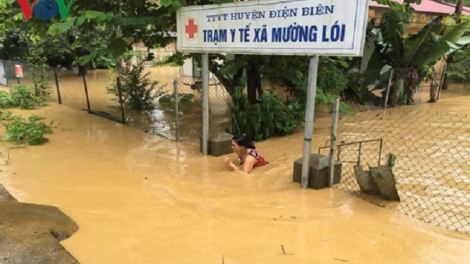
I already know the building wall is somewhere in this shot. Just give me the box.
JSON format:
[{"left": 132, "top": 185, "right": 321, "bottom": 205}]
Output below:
[{"left": 369, "top": 8, "right": 443, "bottom": 34}]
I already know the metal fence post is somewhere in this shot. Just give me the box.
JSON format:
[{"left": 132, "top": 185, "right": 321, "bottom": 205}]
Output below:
[
  {"left": 173, "top": 79, "right": 180, "bottom": 142},
  {"left": 117, "top": 77, "right": 126, "bottom": 124},
  {"left": 384, "top": 69, "right": 394, "bottom": 109},
  {"left": 328, "top": 98, "right": 340, "bottom": 188},
  {"left": 201, "top": 53, "right": 209, "bottom": 155},
  {"left": 54, "top": 68, "right": 62, "bottom": 104},
  {"left": 358, "top": 142, "right": 363, "bottom": 165},
  {"left": 82, "top": 74, "right": 91, "bottom": 113},
  {"left": 437, "top": 64, "right": 447, "bottom": 101},
  {"left": 378, "top": 138, "right": 383, "bottom": 166}
]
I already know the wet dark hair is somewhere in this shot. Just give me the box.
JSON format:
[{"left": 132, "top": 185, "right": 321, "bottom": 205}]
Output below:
[{"left": 232, "top": 134, "right": 256, "bottom": 149}]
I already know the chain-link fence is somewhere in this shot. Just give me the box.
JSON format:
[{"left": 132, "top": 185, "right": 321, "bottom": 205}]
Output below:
[
  {"left": 123, "top": 77, "right": 232, "bottom": 147},
  {"left": 2, "top": 57, "right": 470, "bottom": 154},
  {"left": 0, "top": 59, "right": 56, "bottom": 91},
  {"left": 51, "top": 68, "right": 232, "bottom": 147},
  {"left": 319, "top": 108, "right": 470, "bottom": 234}
]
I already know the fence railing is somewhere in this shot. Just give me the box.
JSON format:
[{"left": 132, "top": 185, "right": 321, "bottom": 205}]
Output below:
[
  {"left": 320, "top": 108, "right": 470, "bottom": 235},
  {"left": 319, "top": 138, "right": 383, "bottom": 167}
]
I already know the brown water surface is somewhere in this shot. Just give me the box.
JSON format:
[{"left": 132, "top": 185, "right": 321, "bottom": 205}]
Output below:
[{"left": 1, "top": 96, "right": 470, "bottom": 263}]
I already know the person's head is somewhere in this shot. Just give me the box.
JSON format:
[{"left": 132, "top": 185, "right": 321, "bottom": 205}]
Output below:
[{"left": 231, "top": 134, "right": 255, "bottom": 152}]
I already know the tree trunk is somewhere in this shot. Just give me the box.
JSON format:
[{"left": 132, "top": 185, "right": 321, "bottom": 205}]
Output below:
[
  {"left": 208, "top": 55, "right": 244, "bottom": 100},
  {"left": 456, "top": 0, "right": 463, "bottom": 23},
  {"left": 442, "top": 0, "right": 463, "bottom": 90},
  {"left": 208, "top": 55, "right": 263, "bottom": 105},
  {"left": 246, "top": 61, "right": 262, "bottom": 105},
  {"left": 442, "top": 54, "right": 453, "bottom": 90},
  {"left": 78, "top": 64, "right": 88, "bottom": 76}
]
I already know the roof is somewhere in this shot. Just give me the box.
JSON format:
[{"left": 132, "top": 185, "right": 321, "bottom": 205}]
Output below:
[{"left": 369, "top": 0, "right": 470, "bottom": 16}]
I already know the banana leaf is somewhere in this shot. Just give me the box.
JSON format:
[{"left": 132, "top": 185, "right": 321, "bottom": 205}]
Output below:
[
  {"left": 379, "top": 10, "right": 407, "bottom": 65},
  {"left": 447, "top": 36, "right": 470, "bottom": 53},
  {"left": 401, "top": 16, "right": 448, "bottom": 66},
  {"left": 405, "top": 19, "right": 470, "bottom": 67}
]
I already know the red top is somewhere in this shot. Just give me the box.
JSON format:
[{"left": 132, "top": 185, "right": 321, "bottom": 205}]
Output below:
[{"left": 238, "top": 149, "right": 268, "bottom": 167}]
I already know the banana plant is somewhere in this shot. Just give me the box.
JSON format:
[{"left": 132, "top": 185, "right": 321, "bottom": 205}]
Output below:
[{"left": 363, "top": 10, "right": 470, "bottom": 106}]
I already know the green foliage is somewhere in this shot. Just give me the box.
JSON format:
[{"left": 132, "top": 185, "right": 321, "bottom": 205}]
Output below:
[
  {"left": 0, "top": 91, "right": 15, "bottom": 108},
  {"left": 2, "top": 84, "right": 46, "bottom": 109},
  {"left": 405, "top": 17, "right": 470, "bottom": 67},
  {"left": 366, "top": 12, "right": 469, "bottom": 76},
  {"left": 396, "top": 79, "right": 407, "bottom": 104},
  {"left": 362, "top": 7, "right": 470, "bottom": 106},
  {"left": 92, "top": 55, "right": 117, "bottom": 69},
  {"left": 386, "top": 153, "right": 397, "bottom": 169},
  {"left": 346, "top": 72, "right": 374, "bottom": 104},
  {"left": 151, "top": 55, "right": 183, "bottom": 67},
  {"left": 0, "top": 110, "right": 13, "bottom": 121},
  {"left": 28, "top": 54, "right": 52, "bottom": 100},
  {"left": 446, "top": 46, "right": 470, "bottom": 81},
  {"left": 230, "top": 88, "right": 303, "bottom": 141},
  {"left": 2, "top": 114, "right": 53, "bottom": 146},
  {"left": 107, "top": 56, "right": 158, "bottom": 110},
  {"left": 45, "top": 0, "right": 181, "bottom": 65},
  {"left": 262, "top": 56, "right": 351, "bottom": 106}
]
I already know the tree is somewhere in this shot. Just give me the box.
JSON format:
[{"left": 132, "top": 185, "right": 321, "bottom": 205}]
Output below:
[
  {"left": 360, "top": 0, "right": 470, "bottom": 106},
  {"left": 441, "top": 0, "right": 467, "bottom": 90},
  {"left": 2, "top": 0, "right": 352, "bottom": 139}
]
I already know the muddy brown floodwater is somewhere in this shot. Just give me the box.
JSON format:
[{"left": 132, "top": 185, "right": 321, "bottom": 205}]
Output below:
[{"left": 0, "top": 75, "right": 470, "bottom": 263}]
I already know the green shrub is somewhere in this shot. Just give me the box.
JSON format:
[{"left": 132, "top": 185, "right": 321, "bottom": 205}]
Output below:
[
  {"left": 107, "top": 57, "right": 158, "bottom": 110},
  {"left": 386, "top": 153, "right": 397, "bottom": 169},
  {"left": 0, "top": 110, "right": 13, "bottom": 121},
  {"left": 92, "top": 55, "right": 117, "bottom": 69},
  {"left": 230, "top": 88, "right": 303, "bottom": 141},
  {"left": 31, "top": 60, "right": 52, "bottom": 100},
  {"left": 0, "top": 91, "right": 15, "bottom": 108},
  {"left": 0, "top": 85, "right": 45, "bottom": 109},
  {"left": 2, "top": 115, "right": 53, "bottom": 146},
  {"left": 11, "top": 84, "right": 46, "bottom": 109}
]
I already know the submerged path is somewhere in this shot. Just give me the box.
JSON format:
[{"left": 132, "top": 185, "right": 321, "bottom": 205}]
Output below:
[{"left": 1, "top": 98, "right": 469, "bottom": 264}]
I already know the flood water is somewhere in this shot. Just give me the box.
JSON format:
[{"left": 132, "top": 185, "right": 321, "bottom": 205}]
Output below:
[
  {"left": 0, "top": 69, "right": 470, "bottom": 263},
  {"left": 50, "top": 67, "right": 232, "bottom": 146}
]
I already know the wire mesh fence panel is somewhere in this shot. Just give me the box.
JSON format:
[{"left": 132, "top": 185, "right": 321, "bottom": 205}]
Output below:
[
  {"left": 53, "top": 70, "right": 89, "bottom": 110},
  {"left": 329, "top": 108, "right": 470, "bottom": 234},
  {"left": 0, "top": 60, "right": 57, "bottom": 95},
  {"left": 83, "top": 70, "right": 119, "bottom": 118},
  {"left": 208, "top": 82, "right": 232, "bottom": 138},
  {"left": 166, "top": 77, "right": 231, "bottom": 147},
  {"left": 53, "top": 69, "right": 122, "bottom": 121},
  {"left": 47, "top": 65, "right": 231, "bottom": 146}
]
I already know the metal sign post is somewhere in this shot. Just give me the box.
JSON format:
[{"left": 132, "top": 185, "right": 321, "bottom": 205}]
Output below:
[
  {"left": 328, "top": 98, "right": 340, "bottom": 187},
  {"left": 176, "top": 0, "right": 370, "bottom": 166},
  {"left": 201, "top": 53, "right": 210, "bottom": 155},
  {"left": 301, "top": 56, "right": 319, "bottom": 188}
]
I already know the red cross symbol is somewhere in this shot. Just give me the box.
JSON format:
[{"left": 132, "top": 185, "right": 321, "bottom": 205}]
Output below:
[{"left": 185, "top": 18, "right": 198, "bottom": 40}]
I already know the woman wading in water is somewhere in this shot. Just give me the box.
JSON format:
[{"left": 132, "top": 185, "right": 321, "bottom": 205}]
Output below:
[{"left": 223, "top": 134, "right": 268, "bottom": 173}]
